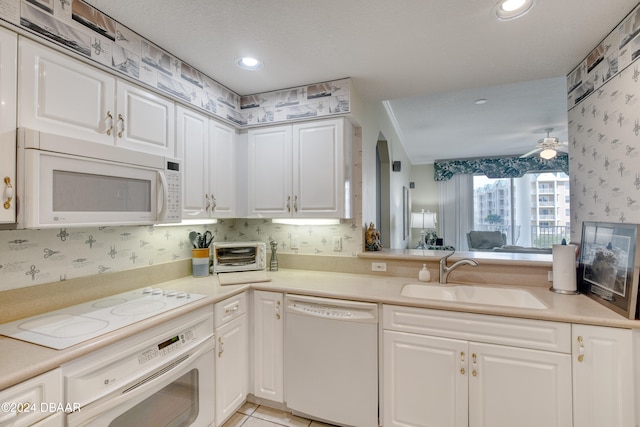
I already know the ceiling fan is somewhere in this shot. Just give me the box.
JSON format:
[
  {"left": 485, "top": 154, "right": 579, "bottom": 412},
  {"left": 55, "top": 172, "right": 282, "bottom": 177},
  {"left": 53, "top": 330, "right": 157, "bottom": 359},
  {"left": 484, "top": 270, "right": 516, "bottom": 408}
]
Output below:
[{"left": 520, "top": 128, "right": 568, "bottom": 159}]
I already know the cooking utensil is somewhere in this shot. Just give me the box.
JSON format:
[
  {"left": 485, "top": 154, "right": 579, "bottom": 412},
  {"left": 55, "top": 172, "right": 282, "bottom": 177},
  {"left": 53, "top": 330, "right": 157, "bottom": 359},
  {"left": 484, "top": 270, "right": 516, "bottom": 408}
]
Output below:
[
  {"left": 203, "top": 231, "right": 213, "bottom": 248},
  {"left": 189, "top": 231, "right": 199, "bottom": 249}
]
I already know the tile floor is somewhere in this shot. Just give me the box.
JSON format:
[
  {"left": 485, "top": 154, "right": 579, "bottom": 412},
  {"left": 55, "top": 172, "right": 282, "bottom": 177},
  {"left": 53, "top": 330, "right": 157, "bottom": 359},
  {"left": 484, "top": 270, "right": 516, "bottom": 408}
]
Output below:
[{"left": 221, "top": 402, "right": 336, "bottom": 427}]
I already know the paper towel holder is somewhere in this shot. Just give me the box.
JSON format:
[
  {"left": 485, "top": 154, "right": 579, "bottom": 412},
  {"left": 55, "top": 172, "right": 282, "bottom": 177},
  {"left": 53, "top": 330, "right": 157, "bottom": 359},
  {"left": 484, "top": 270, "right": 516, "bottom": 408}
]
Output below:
[{"left": 550, "top": 243, "right": 580, "bottom": 295}]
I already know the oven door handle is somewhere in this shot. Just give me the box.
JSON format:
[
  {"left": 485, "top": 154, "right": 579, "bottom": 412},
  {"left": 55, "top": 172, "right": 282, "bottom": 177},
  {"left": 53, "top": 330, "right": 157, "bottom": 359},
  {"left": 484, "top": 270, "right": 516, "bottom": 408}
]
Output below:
[{"left": 67, "top": 339, "right": 214, "bottom": 426}]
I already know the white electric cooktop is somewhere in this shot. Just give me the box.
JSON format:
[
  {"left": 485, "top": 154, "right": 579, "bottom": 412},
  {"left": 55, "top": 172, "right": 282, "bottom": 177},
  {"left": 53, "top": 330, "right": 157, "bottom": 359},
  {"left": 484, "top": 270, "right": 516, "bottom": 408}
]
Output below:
[{"left": 0, "top": 287, "right": 206, "bottom": 349}]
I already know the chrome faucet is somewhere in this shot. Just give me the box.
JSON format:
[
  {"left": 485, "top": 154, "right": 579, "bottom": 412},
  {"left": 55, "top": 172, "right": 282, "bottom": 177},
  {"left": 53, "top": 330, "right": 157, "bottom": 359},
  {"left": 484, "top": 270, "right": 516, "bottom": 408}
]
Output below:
[{"left": 439, "top": 251, "right": 478, "bottom": 284}]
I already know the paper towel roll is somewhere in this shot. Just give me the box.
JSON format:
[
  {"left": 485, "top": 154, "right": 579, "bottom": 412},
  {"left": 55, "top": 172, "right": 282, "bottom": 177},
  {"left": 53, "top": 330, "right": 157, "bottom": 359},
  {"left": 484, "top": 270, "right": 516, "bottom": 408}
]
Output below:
[{"left": 551, "top": 244, "right": 578, "bottom": 294}]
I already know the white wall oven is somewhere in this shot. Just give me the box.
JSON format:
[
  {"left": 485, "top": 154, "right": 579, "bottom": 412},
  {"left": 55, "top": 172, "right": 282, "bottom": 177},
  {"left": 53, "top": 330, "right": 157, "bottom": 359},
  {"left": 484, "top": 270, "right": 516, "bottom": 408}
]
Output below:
[
  {"left": 62, "top": 305, "right": 215, "bottom": 427},
  {"left": 17, "top": 128, "right": 182, "bottom": 228}
]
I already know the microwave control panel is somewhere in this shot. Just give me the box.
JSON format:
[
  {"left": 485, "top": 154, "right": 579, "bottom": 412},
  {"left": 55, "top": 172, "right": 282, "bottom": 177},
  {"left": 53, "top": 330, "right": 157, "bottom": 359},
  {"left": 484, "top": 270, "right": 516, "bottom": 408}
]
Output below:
[{"left": 164, "top": 160, "right": 182, "bottom": 223}]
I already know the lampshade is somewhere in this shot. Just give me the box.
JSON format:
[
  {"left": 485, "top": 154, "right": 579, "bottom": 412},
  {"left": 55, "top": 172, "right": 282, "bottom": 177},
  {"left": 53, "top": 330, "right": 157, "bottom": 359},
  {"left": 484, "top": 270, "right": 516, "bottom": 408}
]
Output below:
[{"left": 411, "top": 209, "right": 437, "bottom": 229}]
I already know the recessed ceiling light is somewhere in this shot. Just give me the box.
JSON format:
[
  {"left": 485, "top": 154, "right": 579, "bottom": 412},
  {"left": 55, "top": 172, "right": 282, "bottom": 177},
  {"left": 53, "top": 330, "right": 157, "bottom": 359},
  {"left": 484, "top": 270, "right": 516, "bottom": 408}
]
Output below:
[
  {"left": 474, "top": 98, "right": 488, "bottom": 105},
  {"left": 492, "top": 0, "right": 535, "bottom": 21},
  {"left": 236, "top": 56, "right": 264, "bottom": 70}
]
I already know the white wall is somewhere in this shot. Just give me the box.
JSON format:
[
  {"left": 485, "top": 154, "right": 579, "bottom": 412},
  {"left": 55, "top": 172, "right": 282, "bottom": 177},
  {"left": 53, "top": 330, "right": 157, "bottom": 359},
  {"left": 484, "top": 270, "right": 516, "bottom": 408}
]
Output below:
[
  {"left": 409, "top": 164, "right": 440, "bottom": 248},
  {"left": 358, "top": 99, "right": 412, "bottom": 250}
]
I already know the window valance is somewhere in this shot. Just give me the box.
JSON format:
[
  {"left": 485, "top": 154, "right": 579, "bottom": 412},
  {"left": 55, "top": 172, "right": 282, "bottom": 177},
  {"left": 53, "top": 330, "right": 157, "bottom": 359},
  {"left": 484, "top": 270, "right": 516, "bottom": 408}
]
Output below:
[{"left": 433, "top": 153, "right": 569, "bottom": 181}]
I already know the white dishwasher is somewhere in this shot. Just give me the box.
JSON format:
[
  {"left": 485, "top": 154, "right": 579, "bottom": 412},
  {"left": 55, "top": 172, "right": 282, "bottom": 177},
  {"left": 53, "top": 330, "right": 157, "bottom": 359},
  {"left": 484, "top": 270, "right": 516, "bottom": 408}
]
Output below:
[{"left": 284, "top": 294, "right": 378, "bottom": 427}]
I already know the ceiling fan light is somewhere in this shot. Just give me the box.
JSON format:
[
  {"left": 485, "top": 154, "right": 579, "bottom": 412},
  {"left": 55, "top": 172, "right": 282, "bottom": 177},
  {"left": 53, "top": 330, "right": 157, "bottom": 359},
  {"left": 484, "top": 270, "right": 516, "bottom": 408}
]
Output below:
[{"left": 540, "top": 148, "right": 557, "bottom": 160}]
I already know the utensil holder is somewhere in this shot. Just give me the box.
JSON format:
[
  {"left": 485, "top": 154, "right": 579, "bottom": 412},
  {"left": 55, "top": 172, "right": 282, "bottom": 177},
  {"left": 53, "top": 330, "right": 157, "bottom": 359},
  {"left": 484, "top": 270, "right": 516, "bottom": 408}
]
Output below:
[{"left": 192, "top": 248, "right": 210, "bottom": 277}]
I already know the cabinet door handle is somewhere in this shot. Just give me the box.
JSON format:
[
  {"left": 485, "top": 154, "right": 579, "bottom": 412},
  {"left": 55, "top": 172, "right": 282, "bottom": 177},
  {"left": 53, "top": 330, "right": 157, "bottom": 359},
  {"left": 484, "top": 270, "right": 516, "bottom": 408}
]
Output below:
[
  {"left": 117, "top": 114, "right": 125, "bottom": 138},
  {"left": 275, "top": 300, "right": 281, "bottom": 320},
  {"left": 205, "top": 194, "right": 211, "bottom": 213},
  {"left": 218, "top": 336, "right": 224, "bottom": 357},
  {"left": 577, "top": 336, "right": 585, "bottom": 363},
  {"left": 105, "top": 111, "right": 114, "bottom": 135},
  {"left": 211, "top": 194, "right": 217, "bottom": 212},
  {"left": 459, "top": 351, "right": 466, "bottom": 375},
  {"left": 3, "top": 177, "right": 13, "bottom": 209},
  {"left": 286, "top": 196, "right": 291, "bottom": 213},
  {"left": 293, "top": 195, "right": 298, "bottom": 213},
  {"left": 471, "top": 353, "right": 478, "bottom": 377}
]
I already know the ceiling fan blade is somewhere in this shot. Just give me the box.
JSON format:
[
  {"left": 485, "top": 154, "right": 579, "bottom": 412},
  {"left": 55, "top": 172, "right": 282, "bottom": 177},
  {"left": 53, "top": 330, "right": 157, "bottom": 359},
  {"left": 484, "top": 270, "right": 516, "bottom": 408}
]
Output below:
[
  {"left": 556, "top": 141, "right": 569, "bottom": 153},
  {"left": 520, "top": 147, "right": 542, "bottom": 158}
]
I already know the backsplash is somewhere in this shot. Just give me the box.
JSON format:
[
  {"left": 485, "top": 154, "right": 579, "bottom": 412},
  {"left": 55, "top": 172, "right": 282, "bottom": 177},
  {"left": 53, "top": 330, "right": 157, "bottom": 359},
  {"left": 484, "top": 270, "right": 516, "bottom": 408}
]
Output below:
[{"left": 0, "top": 219, "right": 361, "bottom": 292}]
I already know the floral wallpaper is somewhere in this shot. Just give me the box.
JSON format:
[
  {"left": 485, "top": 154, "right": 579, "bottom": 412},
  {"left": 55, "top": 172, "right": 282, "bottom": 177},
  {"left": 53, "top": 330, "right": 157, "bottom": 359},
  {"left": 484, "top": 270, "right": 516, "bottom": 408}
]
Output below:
[
  {"left": 0, "top": 219, "right": 362, "bottom": 292},
  {"left": 568, "top": 63, "right": 640, "bottom": 241}
]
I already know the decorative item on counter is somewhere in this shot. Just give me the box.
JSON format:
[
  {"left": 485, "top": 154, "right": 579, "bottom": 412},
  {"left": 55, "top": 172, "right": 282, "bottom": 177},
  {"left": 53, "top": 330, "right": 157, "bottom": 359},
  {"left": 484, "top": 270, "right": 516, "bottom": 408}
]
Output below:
[
  {"left": 270, "top": 240, "right": 279, "bottom": 271},
  {"left": 418, "top": 264, "right": 431, "bottom": 282},
  {"left": 365, "top": 222, "right": 382, "bottom": 251},
  {"left": 550, "top": 240, "right": 578, "bottom": 294}
]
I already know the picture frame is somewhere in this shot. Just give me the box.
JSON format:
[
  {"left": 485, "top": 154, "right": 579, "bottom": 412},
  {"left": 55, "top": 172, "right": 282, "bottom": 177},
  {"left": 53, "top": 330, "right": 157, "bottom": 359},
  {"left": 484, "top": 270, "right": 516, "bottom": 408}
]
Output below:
[{"left": 578, "top": 221, "right": 640, "bottom": 319}]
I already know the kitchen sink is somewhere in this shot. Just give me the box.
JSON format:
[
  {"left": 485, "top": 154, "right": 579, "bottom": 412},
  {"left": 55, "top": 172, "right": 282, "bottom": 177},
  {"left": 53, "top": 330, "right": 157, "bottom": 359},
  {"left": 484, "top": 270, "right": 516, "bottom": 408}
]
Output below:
[{"left": 401, "top": 283, "right": 547, "bottom": 310}]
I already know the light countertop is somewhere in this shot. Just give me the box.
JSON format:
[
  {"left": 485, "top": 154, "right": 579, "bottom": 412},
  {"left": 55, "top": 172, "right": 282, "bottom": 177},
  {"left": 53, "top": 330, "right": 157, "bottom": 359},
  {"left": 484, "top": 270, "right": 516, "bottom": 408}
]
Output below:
[{"left": 1, "top": 268, "right": 638, "bottom": 391}]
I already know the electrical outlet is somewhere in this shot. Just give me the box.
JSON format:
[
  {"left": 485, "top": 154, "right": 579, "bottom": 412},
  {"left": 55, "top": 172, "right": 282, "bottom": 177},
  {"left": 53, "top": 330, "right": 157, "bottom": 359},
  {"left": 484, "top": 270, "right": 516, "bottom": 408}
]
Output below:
[
  {"left": 371, "top": 262, "right": 387, "bottom": 272},
  {"left": 291, "top": 234, "right": 299, "bottom": 249},
  {"left": 333, "top": 236, "right": 342, "bottom": 252},
  {"left": 548, "top": 271, "right": 553, "bottom": 281}
]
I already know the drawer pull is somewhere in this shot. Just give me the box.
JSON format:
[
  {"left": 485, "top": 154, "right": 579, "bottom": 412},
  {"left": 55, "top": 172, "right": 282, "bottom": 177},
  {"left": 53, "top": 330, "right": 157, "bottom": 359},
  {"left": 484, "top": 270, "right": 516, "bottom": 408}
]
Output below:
[{"left": 225, "top": 304, "right": 239, "bottom": 315}]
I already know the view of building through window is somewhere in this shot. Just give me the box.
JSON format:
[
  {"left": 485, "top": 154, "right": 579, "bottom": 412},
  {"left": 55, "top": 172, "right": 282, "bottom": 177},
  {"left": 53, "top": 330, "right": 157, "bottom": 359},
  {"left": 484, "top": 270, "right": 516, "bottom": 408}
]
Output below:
[{"left": 473, "top": 172, "right": 570, "bottom": 249}]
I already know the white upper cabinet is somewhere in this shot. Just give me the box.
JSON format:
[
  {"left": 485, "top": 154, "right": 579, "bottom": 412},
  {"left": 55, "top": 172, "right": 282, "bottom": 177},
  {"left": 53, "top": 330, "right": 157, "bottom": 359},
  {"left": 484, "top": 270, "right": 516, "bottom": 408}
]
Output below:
[
  {"left": 114, "top": 81, "right": 176, "bottom": 157},
  {"left": 208, "top": 120, "right": 236, "bottom": 217},
  {"left": 19, "top": 38, "right": 115, "bottom": 144},
  {"left": 178, "top": 106, "right": 235, "bottom": 219},
  {"left": 0, "top": 27, "right": 17, "bottom": 224},
  {"left": 19, "top": 38, "right": 177, "bottom": 159},
  {"left": 246, "top": 118, "right": 352, "bottom": 218}
]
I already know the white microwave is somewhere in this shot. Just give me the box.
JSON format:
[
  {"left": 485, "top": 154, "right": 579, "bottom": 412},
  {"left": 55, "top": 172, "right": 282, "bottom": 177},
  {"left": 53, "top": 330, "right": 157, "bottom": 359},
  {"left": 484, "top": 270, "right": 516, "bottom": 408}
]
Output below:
[{"left": 17, "top": 128, "right": 182, "bottom": 228}]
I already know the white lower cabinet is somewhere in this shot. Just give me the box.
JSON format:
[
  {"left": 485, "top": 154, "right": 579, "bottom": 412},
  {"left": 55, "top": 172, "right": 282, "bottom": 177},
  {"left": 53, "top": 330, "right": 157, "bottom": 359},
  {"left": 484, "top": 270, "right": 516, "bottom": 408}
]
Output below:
[
  {"left": 0, "top": 369, "right": 62, "bottom": 427},
  {"left": 252, "top": 290, "right": 284, "bottom": 402},
  {"left": 572, "top": 324, "right": 636, "bottom": 427},
  {"left": 383, "top": 305, "right": 573, "bottom": 427},
  {"left": 214, "top": 293, "right": 248, "bottom": 427}
]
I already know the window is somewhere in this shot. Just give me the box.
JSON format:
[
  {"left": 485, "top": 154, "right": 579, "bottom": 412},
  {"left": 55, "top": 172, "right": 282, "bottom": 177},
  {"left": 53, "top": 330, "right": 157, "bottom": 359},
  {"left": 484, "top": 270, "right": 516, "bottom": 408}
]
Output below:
[{"left": 473, "top": 172, "right": 570, "bottom": 248}]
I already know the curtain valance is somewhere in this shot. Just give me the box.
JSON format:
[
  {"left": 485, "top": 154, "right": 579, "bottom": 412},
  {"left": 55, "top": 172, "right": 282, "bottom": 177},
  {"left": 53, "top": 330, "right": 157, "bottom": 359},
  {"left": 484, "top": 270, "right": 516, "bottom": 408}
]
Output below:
[{"left": 433, "top": 153, "right": 569, "bottom": 181}]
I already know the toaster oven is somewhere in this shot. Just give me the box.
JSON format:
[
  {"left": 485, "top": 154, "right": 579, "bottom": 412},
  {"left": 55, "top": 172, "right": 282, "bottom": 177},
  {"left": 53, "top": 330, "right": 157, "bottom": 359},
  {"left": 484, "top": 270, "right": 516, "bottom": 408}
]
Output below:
[{"left": 212, "top": 241, "right": 267, "bottom": 273}]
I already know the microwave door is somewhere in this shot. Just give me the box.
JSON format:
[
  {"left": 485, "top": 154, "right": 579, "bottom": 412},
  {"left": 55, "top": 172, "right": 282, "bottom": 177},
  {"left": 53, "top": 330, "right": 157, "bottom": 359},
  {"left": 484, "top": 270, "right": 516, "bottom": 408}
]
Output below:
[{"left": 24, "top": 150, "right": 160, "bottom": 228}]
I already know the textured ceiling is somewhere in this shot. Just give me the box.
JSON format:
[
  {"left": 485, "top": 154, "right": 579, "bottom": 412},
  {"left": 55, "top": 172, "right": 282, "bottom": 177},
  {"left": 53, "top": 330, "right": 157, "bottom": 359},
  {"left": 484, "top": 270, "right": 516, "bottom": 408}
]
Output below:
[{"left": 83, "top": 0, "right": 639, "bottom": 163}]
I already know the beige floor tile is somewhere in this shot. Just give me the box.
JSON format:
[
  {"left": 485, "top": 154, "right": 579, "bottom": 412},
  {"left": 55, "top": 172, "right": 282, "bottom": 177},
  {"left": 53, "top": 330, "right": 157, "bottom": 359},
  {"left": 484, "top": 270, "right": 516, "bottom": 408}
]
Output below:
[
  {"left": 238, "top": 401, "right": 259, "bottom": 416},
  {"left": 309, "top": 421, "right": 336, "bottom": 427},
  {"left": 252, "top": 406, "right": 311, "bottom": 427},
  {"left": 221, "top": 412, "right": 249, "bottom": 427},
  {"left": 242, "top": 417, "right": 285, "bottom": 427}
]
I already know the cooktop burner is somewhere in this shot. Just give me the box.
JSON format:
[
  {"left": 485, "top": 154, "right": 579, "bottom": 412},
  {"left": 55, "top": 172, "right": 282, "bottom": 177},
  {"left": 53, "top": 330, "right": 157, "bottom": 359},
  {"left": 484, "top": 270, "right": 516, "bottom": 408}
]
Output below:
[{"left": 0, "top": 287, "right": 206, "bottom": 349}]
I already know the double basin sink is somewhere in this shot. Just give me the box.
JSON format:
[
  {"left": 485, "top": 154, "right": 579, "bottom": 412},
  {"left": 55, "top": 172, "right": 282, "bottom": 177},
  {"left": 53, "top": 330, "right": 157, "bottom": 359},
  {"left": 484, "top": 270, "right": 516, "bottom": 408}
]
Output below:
[{"left": 401, "top": 283, "right": 547, "bottom": 310}]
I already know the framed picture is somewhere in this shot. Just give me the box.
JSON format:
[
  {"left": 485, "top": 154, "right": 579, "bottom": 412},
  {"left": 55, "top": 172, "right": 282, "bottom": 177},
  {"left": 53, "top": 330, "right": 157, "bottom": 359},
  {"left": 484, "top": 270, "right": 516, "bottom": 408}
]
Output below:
[
  {"left": 578, "top": 221, "right": 640, "bottom": 319},
  {"left": 402, "top": 187, "right": 410, "bottom": 240}
]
